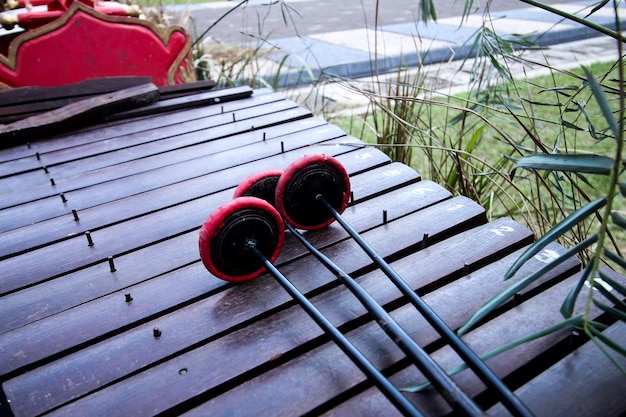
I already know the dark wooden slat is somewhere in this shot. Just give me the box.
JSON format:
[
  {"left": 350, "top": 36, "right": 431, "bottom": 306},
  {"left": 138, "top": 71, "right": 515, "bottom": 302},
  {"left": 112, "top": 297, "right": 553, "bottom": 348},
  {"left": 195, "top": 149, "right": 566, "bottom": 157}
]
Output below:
[
  {"left": 0, "top": 195, "right": 485, "bottom": 379},
  {"left": 0, "top": 76, "right": 153, "bottom": 109},
  {"left": 0, "top": 78, "right": 215, "bottom": 125},
  {"left": 3, "top": 85, "right": 618, "bottom": 417},
  {"left": 157, "top": 80, "right": 217, "bottom": 98},
  {"left": 0, "top": 86, "right": 263, "bottom": 164},
  {"left": 0, "top": 96, "right": 305, "bottom": 179},
  {"left": 323, "top": 267, "right": 622, "bottom": 417},
  {"left": 1, "top": 169, "right": 48, "bottom": 194},
  {"left": 0, "top": 142, "right": 380, "bottom": 294},
  {"left": 0, "top": 84, "right": 160, "bottom": 146},
  {"left": 0, "top": 119, "right": 335, "bottom": 230},
  {"left": 39, "top": 100, "right": 305, "bottom": 168},
  {"left": 488, "top": 321, "right": 626, "bottom": 417},
  {"left": 23, "top": 218, "right": 552, "bottom": 417},
  {"left": 2, "top": 195, "right": 487, "bottom": 416},
  {"left": 0, "top": 112, "right": 323, "bottom": 212},
  {"left": 0, "top": 165, "right": 425, "bottom": 334},
  {"left": 104, "top": 83, "right": 259, "bottom": 122},
  {"left": 177, "top": 243, "right": 583, "bottom": 417},
  {"left": 0, "top": 130, "right": 363, "bottom": 259}
]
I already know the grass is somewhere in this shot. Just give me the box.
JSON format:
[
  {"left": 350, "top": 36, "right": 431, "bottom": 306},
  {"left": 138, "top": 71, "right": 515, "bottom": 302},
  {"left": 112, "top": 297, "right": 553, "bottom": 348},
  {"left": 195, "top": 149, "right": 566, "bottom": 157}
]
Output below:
[{"left": 331, "top": 59, "right": 625, "bottom": 254}]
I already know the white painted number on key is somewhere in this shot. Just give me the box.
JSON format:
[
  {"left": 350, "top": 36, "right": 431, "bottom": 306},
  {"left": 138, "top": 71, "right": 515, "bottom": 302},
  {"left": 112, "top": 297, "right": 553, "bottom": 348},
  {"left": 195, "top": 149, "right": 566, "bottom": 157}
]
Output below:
[
  {"left": 355, "top": 152, "right": 373, "bottom": 160},
  {"left": 447, "top": 204, "right": 464, "bottom": 211},
  {"left": 383, "top": 169, "right": 402, "bottom": 177},
  {"left": 534, "top": 249, "right": 560, "bottom": 264},
  {"left": 412, "top": 187, "right": 433, "bottom": 195},
  {"left": 585, "top": 277, "right": 614, "bottom": 292},
  {"left": 490, "top": 225, "right": 514, "bottom": 236}
]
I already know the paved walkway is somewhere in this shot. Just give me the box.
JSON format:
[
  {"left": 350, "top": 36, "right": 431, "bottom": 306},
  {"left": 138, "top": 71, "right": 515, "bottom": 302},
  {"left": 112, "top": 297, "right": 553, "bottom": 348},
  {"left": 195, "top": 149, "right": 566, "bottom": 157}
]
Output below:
[
  {"left": 175, "top": 0, "right": 625, "bottom": 90},
  {"left": 178, "top": 0, "right": 567, "bottom": 42}
]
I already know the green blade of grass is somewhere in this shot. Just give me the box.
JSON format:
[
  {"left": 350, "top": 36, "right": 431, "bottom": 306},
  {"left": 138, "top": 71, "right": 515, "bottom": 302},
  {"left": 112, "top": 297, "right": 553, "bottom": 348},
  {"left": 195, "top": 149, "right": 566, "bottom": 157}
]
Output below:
[
  {"left": 593, "top": 299, "right": 626, "bottom": 322},
  {"left": 589, "top": 325, "right": 626, "bottom": 358},
  {"left": 612, "top": 211, "right": 626, "bottom": 230},
  {"left": 458, "top": 234, "right": 598, "bottom": 336},
  {"left": 504, "top": 198, "right": 606, "bottom": 280},
  {"left": 560, "top": 261, "right": 594, "bottom": 318},
  {"left": 406, "top": 314, "right": 584, "bottom": 392},
  {"left": 584, "top": 66, "right": 620, "bottom": 140},
  {"left": 604, "top": 248, "right": 626, "bottom": 270},
  {"left": 511, "top": 154, "right": 614, "bottom": 179},
  {"left": 598, "top": 271, "right": 626, "bottom": 298}
]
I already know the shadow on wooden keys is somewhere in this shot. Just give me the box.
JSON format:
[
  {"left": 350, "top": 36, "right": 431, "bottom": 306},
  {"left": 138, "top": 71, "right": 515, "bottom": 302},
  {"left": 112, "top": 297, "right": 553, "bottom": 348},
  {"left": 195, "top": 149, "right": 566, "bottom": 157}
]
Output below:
[{"left": 0, "top": 0, "right": 195, "bottom": 88}]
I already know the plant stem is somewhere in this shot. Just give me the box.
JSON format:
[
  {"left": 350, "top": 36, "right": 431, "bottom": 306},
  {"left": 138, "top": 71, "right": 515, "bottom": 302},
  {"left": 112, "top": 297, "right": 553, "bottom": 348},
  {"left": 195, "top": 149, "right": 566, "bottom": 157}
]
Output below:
[
  {"left": 519, "top": 0, "right": 626, "bottom": 42},
  {"left": 583, "top": 0, "right": 625, "bottom": 332}
]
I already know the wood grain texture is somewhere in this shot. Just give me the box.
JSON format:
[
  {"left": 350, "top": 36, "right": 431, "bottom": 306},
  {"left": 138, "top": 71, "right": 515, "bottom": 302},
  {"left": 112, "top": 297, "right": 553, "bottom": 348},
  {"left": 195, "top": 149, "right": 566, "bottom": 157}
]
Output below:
[
  {"left": 1, "top": 85, "right": 624, "bottom": 417},
  {"left": 0, "top": 77, "right": 154, "bottom": 122},
  {"left": 0, "top": 84, "right": 160, "bottom": 145}
]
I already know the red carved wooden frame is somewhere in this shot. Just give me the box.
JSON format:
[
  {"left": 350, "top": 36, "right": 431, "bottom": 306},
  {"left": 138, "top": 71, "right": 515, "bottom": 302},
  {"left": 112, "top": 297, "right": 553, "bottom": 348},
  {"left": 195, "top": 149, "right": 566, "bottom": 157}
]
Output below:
[{"left": 0, "top": 2, "right": 195, "bottom": 88}]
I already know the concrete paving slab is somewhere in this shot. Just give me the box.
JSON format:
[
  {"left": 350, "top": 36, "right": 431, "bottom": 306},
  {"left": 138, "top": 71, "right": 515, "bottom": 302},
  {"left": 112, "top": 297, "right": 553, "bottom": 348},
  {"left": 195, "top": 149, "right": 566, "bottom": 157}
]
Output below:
[
  {"left": 381, "top": 22, "right": 479, "bottom": 45},
  {"left": 309, "top": 28, "right": 453, "bottom": 56},
  {"left": 438, "top": 14, "right": 575, "bottom": 35},
  {"left": 269, "top": 36, "right": 373, "bottom": 69}
]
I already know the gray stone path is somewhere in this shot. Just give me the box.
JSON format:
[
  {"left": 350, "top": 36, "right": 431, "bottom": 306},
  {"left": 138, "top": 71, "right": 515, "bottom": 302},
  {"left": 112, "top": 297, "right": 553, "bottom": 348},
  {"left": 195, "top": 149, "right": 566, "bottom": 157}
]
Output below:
[{"left": 174, "top": 0, "right": 625, "bottom": 89}]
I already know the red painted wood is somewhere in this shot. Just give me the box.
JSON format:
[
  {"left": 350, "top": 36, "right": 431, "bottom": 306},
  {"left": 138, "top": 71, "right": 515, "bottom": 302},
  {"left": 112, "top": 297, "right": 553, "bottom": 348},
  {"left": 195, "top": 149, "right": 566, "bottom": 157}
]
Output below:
[{"left": 0, "top": 2, "right": 194, "bottom": 88}]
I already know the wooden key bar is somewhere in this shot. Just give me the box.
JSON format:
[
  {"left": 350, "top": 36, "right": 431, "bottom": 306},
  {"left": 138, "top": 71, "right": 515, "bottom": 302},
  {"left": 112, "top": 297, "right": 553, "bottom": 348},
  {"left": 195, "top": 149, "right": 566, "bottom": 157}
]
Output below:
[{"left": 0, "top": 166, "right": 423, "bottom": 334}]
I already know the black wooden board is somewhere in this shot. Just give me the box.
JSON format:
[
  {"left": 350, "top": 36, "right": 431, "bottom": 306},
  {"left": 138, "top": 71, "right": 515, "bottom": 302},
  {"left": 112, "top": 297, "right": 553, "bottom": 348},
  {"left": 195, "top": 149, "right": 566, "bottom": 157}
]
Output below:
[
  {"left": 0, "top": 77, "right": 155, "bottom": 122},
  {"left": 0, "top": 86, "right": 259, "bottom": 166},
  {"left": 488, "top": 321, "right": 626, "bottom": 417},
  {"left": 0, "top": 84, "right": 161, "bottom": 146}
]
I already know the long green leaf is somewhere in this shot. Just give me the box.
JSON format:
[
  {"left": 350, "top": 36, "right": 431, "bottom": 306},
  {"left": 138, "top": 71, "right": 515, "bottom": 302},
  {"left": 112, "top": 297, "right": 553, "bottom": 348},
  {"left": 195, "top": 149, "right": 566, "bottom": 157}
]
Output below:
[
  {"left": 589, "top": 325, "right": 626, "bottom": 358},
  {"left": 593, "top": 276, "right": 626, "bottom": 311},
  {"left": 511, "top": 154, "right": 614, "bottom": 179},
  {"left": 612, "top": 211, "right": 626, "bottom": 230},
  {"left": 447, "top": 126, "right": 484, "bottom": 189},
  {"left": 604, "top": 248, "right": 626, "bottom": 270},
  {"left": 504, "top": 198, "right": 606, "bottom": 280},
  {"left": 459, "top": 235, "right": 598, "bottom": 336},
  {"left": 584, "top": 67, "right": 620, "bottom": 140},
  {"left": 405, "top": 314, "right": 584, "bottom": 392},
  {"left": 593, "top": 299, "right": 626, "bottom": 322},
  {"left": 419, "top": 0, "right": 437, "bottom": 23},
  {"left": 560, "top": 262, "right": 594, "bottom": 318},
  {"left": 560, "top": 119, "right": 585, "bottom": 131},
  {"left": 598, "top": 271, "right": 626, "bottom": 298},
  {"left": 588, "top": 0, "right": 610, "bottom": 17}
]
